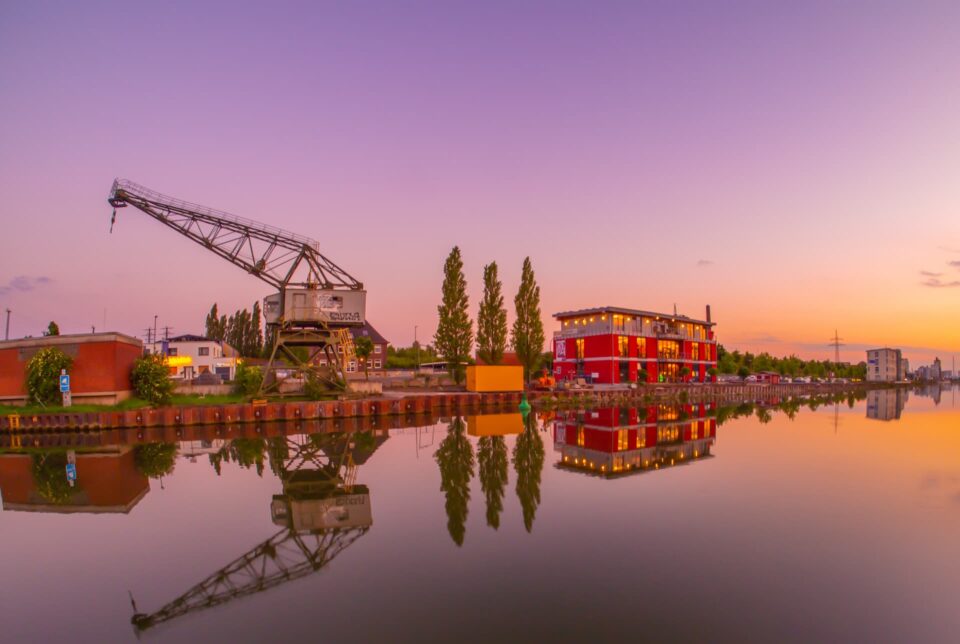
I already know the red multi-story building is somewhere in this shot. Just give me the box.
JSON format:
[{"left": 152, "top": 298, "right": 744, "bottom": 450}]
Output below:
[
  {"left": 552, "top": 306, "right": 717, "bottom": 384},
  {"left": 552, "top": 404, "right": 717, "bottom": 477}
]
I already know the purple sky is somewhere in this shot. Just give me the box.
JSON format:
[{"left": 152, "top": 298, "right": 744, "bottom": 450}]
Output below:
[{"left": 1, "top": 1, "right": 958, "bottom": 365}]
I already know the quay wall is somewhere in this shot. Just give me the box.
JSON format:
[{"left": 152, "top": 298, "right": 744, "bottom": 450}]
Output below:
[{"left": 0, "top": 382, "right": 890, "bottom": 433}]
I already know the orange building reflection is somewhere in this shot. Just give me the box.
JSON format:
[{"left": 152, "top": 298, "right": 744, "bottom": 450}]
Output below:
[
  {"left": 0, "top": 447, "right": 149, "bottom": 514},
  {"left": 552, "top": 404, "right": 717, "bottom": 477}
]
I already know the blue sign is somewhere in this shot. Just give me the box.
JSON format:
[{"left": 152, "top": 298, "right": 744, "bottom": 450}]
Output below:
[
  {"left": 59, "top": 374, "right": 70, "bottom": 392},
  {"left": 65, "top": 463, "right": 77, "bottom": 483}
]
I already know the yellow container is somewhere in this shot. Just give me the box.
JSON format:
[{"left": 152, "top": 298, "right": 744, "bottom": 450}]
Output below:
[
  {"left": 467, "top": 413, "right": 524, "bottom": 436},
  {"left": 465, "top": 365, "right": 524, "bottom": 392}
]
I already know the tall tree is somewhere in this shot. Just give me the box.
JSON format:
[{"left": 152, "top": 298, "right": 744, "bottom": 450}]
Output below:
[
  {"left": 476, "top": 262, "right": 508, "bottom": 365},
  {"left": 205, "top": 303, "right": 226, "bottom": 341},
  {"left": 435, "top": 246, "right": 473, "bottom": 385},
  {"left": 251, "top": 300, "right": 264, "bottom": 356},
  {"left": 45, "top": 321, "right": 60, "bottom": 336},
  {"left": 511, "top": 257, "right": 545, "bottom": 381},
  {"left": 513, "top": 413, "right": 545, "bottom": 532}
]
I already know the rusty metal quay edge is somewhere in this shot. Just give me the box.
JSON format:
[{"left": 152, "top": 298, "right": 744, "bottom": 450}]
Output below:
[{"left": 0, "top": 383, "right": 888, "bottom": 434}]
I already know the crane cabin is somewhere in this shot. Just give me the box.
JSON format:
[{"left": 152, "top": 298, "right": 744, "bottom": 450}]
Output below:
[{"left": 264, "top": 289, "right": 366, "bottom": 328}]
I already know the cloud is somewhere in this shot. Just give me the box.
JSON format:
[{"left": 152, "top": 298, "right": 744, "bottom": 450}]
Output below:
[
  {"left": 922, "top": 277, "right": 960, "bottom": 288},
  {"left": 920, "top": 270, "right": 943, "bottom": 277},
  {"left": 949, "top": 260, "right": 960, "bottom": 269},
  {"left": 0, "top": 275, "right": 53, "bottom": 295},
  {"left": 696, "top": 259, "right": 714, "bottom": 267}
]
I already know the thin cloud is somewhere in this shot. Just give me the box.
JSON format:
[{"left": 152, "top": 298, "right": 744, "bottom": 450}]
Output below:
[
  {"left": 0, "top": 275, "right": 52, "bottom": 295},
  {"left": 922, "top": 277, "right": 960, "bottom": 288},
  {"left": 920, "top": 270, "right": 943, "bottom": 277},
  {"left": 696, "top": 259, "right": 714, "bottom": 267},
  {"left": 948, "top": 260, "right": 960, "bottom": 269}
]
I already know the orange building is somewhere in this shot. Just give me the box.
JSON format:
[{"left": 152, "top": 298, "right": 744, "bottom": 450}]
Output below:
[{"left": 0, "top": 332, "right": 142, "bottom": 405}]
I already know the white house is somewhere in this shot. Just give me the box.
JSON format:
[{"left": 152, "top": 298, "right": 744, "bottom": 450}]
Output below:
[{"left": 145, "top": 334, "right": 239, "bottom": 380}]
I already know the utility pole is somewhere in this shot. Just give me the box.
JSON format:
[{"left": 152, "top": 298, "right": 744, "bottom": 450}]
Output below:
[
  {"left": 414, "top": 325, "right": 420, "bottom": 372},
  {"left": 4, "top": 308, "right": 10, "bottom": 341},
  {"left": 828, "top": 330, "right": 844, "bottom": 364},
  {"left": 153, "top": 315, "right": 158, "bottom": 348}
]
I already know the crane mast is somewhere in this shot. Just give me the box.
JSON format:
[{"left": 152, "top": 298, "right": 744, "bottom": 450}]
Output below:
[{"left": 108, "top": 179, "right": 365, "bottom": 393}]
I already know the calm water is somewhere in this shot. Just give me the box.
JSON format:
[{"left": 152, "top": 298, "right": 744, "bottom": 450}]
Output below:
[{"left": 1, "top": 387, "right": 959, "bottom": 643}]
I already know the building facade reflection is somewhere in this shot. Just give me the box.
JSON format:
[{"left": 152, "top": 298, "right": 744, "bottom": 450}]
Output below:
[
  {"left": 552, "top": 404, "right": 717, "bottom": 477},
  {"left": 865, "top": 389, "right": 908, "bottom": 421}
]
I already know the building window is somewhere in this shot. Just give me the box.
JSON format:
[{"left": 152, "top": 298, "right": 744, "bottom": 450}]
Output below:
[
  {"left": 691, "top": 343, "right": 699, "bottom": 360},
  {"left": 612, "top": 314, "right": 625, "bottom": 332},
  {"left": 658, "top": 340, "right": 680, "bottom": 360},
  {"left": 617, "top": 429, "right": 628, "bottom": 451},
  {"left": 636, "top": 337, "right": 646, "bottom": 357},
  {"left": 374, "top": 359, "right": 381, "bottom": 368},
  {"left": 168, "top": 348, "right": 178, "bottom": 356},
  {"left": 199, "top": 347, "right": 210, "bottom": 357},
  {"left": 576, "top": 426, "right": 585, "bottom": 446},
  {"left": 374, "top": 345, "right": 381, "bottom": 354},
  {"left": 618, "top": 336, "right": 629, "bottom": 358},
  {"left": 575, "top": 338, "right": 585, "bottom": 360}
]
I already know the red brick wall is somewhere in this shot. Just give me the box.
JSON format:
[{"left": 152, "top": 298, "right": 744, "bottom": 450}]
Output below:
[{"left": 0, "top": 338, "right": 140, "bottom": 397}]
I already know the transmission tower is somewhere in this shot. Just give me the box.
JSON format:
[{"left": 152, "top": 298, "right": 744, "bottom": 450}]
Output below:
[{"left": 828, "top": 330, "right": 845, "bottom": 364}]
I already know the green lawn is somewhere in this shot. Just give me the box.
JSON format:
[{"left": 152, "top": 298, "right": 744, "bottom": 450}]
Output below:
[{"left": 0, "top": 393, "right": 251, "bottom": 416}]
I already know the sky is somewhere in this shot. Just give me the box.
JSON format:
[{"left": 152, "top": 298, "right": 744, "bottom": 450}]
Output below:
[{"left": 1, "top": 0, "right": 958, "bottom": 366}]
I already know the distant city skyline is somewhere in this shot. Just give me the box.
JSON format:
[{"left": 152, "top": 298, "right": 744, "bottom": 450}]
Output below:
[{"left": 2, "top": 1, "right": 958, "bottom": 364}]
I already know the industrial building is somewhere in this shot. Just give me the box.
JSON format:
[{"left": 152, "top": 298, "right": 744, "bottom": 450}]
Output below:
[
  {"left": 552, "top": 306, "right": 718, "bottom": 384},
  {"left": 0, "top": 332, "right": 142, "bottom": 405},
  {"left": 865, "top": 348, "right": 904, "bottom": 382}
]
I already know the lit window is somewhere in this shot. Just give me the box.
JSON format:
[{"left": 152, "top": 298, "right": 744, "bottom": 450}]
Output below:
[
  {"left": 617, "top": 429, "right": 628, "bottom": 451},
  {"left": 575, "top": 338, "right": 585, "bottom": 360},
  {"left": 618, "top": 336, "right": 629, "bottom": 357},
  {"left": 636, "top": 337, "right": 646, "bottom": 356},
  {"left": 577, "top": 426, "right": 585, "bottom": 446}
]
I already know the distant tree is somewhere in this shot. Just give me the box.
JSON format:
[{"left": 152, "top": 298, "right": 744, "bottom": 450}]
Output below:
[
  {"left": 205, "top": 304, "right": 227, "bottom": 341},
  {"left": 250, "top": 300, "right": 264, "bottom": 356},
  {"left": 476, "top": 262, "right": 508, "bottom": 365},
  {"left": 233, "top": 363, "right": 264, "bottom": 396},
  {"left": 354, "top": 336, "right": 374, "bottom": 380},
  {"left": 44, "top": 321, "right": 60, "bottom": 336},
  {"left": 434, "top": 247, "right": 473, "bottom": 385},
  {"left": 737, "top": 366, "right": 750, "bottom": 379},
  {"left": 134, "top": 443, "right": 178, "bottom": 479},
  {"left": 26, "top": 347, "right": 72, "bottom": 406},
  {"left": 511, "top": 257, "right": 545, "bottom": 382}
]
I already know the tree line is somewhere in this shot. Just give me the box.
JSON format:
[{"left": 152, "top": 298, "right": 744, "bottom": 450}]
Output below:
[
  {"left": 204, "top": 302, "right": 265, "bottom": 358},
  {"left": 434, "top": 247, "right": 545, "bottom": 383},
  {"left": 716, "top": 345, "right": 867, "bottom": 379}
]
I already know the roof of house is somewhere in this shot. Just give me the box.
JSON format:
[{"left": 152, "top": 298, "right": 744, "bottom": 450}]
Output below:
[
  {"left": 349, "top": 322, "right": 388, "bottom": 345},
  {"left": 166, "top": 334, "right": 215, "bottom": 343},
  {"left": 553, "top": 306, "right": 714, "bottom": 326}
]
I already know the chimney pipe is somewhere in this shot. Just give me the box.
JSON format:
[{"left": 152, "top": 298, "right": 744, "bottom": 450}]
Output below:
[{"left": 706, "top": 304, "right": 712, "bottom": 324}]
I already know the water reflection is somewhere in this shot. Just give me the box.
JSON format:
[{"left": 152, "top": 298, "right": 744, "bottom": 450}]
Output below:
[
  {"left": 552, "top": 404, "right": 717, "bottom": 477},
  {"left": 513, "top": 413, "right": 545, "bottom": 531},
  {"left": 866, "top": 388, "right": 908, "bottom": 421},
  {"left": 435, "top": 417, "right": 475, "bottom": 546}
]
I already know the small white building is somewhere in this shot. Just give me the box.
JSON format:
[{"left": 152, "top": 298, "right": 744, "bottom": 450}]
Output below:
[{"left": 145, "top": 334, "right": 239, "bottom": 381}]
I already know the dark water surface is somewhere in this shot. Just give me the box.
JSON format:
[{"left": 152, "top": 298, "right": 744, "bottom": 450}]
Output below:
[{"left": 2, "top": 387, "right": 959, "bottom": 643}]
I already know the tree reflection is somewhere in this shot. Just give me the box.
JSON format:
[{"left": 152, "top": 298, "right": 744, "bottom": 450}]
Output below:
[
  {"left": 134, "top": 443, "right": 178, "bottom": 479},
  {"left": 478, "top": 436, "right": 508, "bottom": 530},
  {"left": 435, "top": 417, "right": 475, "bottom": 546},
  {"left": 512, "top": 413, "right": 544, "bottom": 532},
  {"left": 209, "top": 438, "right": 268, "bottom": 476},
  {"left": 31, "top": 452, "right": 75, "bottom": 504}
]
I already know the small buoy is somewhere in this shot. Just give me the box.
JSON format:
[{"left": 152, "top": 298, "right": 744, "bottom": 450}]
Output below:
[{"left": 518, "top": 394, "right": 531, "bottom": 413}]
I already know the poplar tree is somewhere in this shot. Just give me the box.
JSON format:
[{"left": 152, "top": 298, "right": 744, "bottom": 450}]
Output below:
[
  {"left": 435, "top": 246, "right": 473, "bottom": 384},
  {"left": 476, "top": 261, "right": 508, "bottom": 365},
  {"left": 511, "top": 257, "right": 545, "bottom": 381}
]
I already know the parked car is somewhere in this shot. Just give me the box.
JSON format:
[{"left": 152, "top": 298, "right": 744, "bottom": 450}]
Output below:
[
  {"left": 745, "top": 375, "right": 758, "bottom": 383},
  {"left": 780, "top": 376, "right": 792, "bottom": 384}
]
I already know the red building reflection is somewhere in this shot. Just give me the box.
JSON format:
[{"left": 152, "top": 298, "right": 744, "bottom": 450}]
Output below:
[{"left": 552, "top": 404, "right": 717, "bottom": 477}]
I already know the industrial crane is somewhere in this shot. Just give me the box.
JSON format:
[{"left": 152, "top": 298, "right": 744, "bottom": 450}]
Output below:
[{"left": 108, "top": 179, "right": 365, "bottom": 392}]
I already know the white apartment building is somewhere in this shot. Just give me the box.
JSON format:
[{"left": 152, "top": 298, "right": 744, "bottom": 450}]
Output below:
[
  {"left": 866, "top": 348, "right": 903, "bottom": 382},
  {"left": 145, "top": 334, "right": 239, "bottom": 380}
]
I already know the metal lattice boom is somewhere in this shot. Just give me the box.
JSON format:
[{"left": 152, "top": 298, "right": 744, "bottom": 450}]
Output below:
[{"left": 108, "top": 179, "right": 362, "bottom": 291}]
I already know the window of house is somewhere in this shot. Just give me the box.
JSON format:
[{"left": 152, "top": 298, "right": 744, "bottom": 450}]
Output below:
[
  {"left": 198, "top": 347, "right": 210, "bottom": 357},
  {"left": 374, "top": 345, "right": 381, "bottom": 354},
  {"left": 575, "top": 338, "right": 585, "bottom": 360},
  {"left": 374, "top": 359, "right": 381, "bottom": 368},
  {"left": 691, "top": 343, "right": 699, "bottom": 360},
  {"left": 168, "top": 348, "right": 178, "bottom": 356},
  {"left": 617, "top": 429, "right": 628, "bottom": 451},
  {"left": 618, "top": 336, "right": 629, "bottom": 358},
  {"left": 636, "top": 337, "right": 646, "bottom": 356}
]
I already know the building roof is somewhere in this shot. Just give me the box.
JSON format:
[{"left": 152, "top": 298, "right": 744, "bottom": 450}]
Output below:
[
  {"left": 349, "top": 322, "right": 388, "bottom": 345},
  {"left": 0, "top": 332, "right": 142, "bottom": 350},
  {"left": 553, "top": 306, "right": 714, "bottom": 326},
  {"left": 167, "top": 334, "right": 215, "bottom": 343}
]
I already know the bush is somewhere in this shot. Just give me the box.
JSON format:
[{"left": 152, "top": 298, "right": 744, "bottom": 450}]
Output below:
[
  {"left": 707, "top": 367, "right": 718, "bottom": 380},
  {"left": 26, "top": 347, "right": 73, "bottom": 406},
  {"left": 637, "top": 369, "right": 649, "bottom": 384},
  {"left": 131, "top": 354, "right": 176, "bottom": 405},
  {"left": 233, "top": 363, "right": 263, "bottom": 396}
]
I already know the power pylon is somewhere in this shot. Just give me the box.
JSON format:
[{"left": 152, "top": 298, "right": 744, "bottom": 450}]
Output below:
[{"left": 828, "top": 330, "right": 845, "bottom": 363}]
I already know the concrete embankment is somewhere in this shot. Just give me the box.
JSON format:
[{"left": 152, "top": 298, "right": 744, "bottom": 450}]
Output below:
[{"left": 0, "top": 382, "right": 887, "bottom": 432}]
